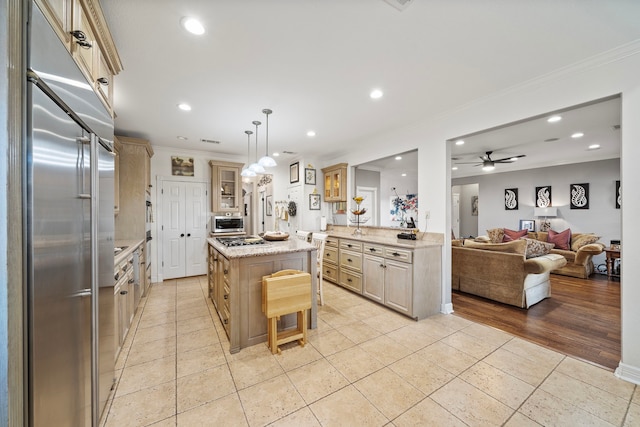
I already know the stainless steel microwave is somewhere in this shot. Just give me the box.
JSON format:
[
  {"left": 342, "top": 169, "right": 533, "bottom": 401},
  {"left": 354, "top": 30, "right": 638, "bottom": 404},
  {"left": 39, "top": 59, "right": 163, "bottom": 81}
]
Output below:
[{"left": 212, "top": 213, "right": 244, "bottom": 233}]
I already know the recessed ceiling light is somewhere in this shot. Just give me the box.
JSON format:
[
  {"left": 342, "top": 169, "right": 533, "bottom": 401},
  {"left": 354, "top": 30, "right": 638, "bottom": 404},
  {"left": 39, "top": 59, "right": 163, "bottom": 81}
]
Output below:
[
  {"left": 395, "top": 156, "right": 402, "bottom": 160},
  {"left": 306, "top": 130, "right": 316, "bottom": 137},
  {"left": 370, "top": 89, "right": 383, "bottom": 99},
  {"left": 588, "top": 144, "right": 601, "bottom": 150},
  {"left": 452, "top": 166, "right": 458, "bottom": 171},
  {"left": 177, "top": 103, "right": 191, "bottom": 111},
  {"left": 177, "top": 136, "right": 188, "bottom": 140},
  {"left": 547, "top": 115, "right": 562, "bottom": 123},
  {"left": 571, "top": 132, "right": 584, "bottom": 138},
  {"left": 455, "top": 140, "right": 465, "bottom": 145},
  {"left": 401, "top": 173, "right": 407, "bottom": 177},
  {"left": 181, "top": 17, "right": 205, "bottom": 35}
]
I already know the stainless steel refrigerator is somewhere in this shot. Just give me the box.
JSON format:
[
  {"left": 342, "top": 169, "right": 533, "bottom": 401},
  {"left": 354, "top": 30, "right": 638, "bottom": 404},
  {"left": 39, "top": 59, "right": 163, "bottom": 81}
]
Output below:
[{"left": 26, "top": 3, "right": 115, "bottom": 426}]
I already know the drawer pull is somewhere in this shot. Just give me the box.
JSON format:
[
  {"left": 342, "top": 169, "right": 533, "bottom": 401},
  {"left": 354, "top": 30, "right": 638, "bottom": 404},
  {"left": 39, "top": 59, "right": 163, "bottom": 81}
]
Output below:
[
  {"left": 347, "top": 258, "right": 353, "bottom": 262},
  {"left": 326, "top": 270, "right": 331, "bottom": 274},
  {"left": 224, "top": 294, "right": 229, "bottom": 300},
  {"left": 120, "top": 290, "right": 127, "bottom": 295},
  {"left": 369, "top": 248, "right": 377, "bottom": 252},
  {"left": 347, "top": 278, "right": 353, "bottom": 282},
  {"left": 128, "top": 279, "right": 135, "bottom": 284},
  {"left": 114, "top": 273, "right": 119, "bottom": 281},
  {"left": 347, "top": 244, "right": 353, "bottom": 248},
  {"left": 97, "top": 77, "right": 109, "bottom": 86},
  {"left": 223, "top": 319, "right": 228, "bottom": 324},
  {"left": 224, "top": 269, "right": 229, "bottom": 274},
  {"left": 76, "top": 40, "right": 92, "bottom": 49},
  {"left": 391, "top": 252, "right": 400, "bottom": 257},
  {"left": 380, "top": 264, "right": 385, "bottom": 268}
]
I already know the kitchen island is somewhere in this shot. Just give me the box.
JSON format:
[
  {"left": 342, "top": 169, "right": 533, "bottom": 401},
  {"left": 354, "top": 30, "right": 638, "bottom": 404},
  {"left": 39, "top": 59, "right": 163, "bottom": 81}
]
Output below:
[{"left": 207, "top": 237, "right": 317, "bottom": 353}]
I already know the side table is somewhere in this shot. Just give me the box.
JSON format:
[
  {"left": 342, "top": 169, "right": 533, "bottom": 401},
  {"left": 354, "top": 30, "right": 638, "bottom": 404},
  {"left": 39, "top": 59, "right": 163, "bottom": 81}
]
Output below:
[{"left": 604, "top": 248, "right": 621, "bottom": 279}]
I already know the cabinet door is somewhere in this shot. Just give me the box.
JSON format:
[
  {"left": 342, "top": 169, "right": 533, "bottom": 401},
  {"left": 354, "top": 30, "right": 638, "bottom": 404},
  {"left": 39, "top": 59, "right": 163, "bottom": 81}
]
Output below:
[
  {"left": 95, "top": 48, "right": 113, "bottom": 112},
  {"left": 71, "top": 2, "right": 97, "bottom": 84},
  {"left": 324, "top": 171, "right": 332, "bottom": 201},
  {"left": 363, "top": 255, "right": 384, "bottom": 303},
  {"left": 331, "top": 169, "right": 342, "bottom": 200},
  {"left": 384, "top": 259, "right": 413, "bottom": 316},
  {"left": 218, "top": 166, "right": 240, "bottom": 211},
  {"left": 35, "top": 0, "right": 71, "bottom": 47},
  {"left": 113, "top": 142, "right": 119, "bottom": 214}
]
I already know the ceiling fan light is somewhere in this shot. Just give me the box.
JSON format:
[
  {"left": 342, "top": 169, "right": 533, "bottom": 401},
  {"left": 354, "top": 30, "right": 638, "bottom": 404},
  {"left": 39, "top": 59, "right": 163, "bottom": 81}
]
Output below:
[{"left": 482, "top": 164, "right": 495, "bottom": 172}]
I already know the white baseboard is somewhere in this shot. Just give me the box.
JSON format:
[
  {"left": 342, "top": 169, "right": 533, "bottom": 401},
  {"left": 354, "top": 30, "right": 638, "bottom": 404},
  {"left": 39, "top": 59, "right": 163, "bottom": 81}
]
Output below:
[
  {"left": 441, "top": 302, "right": 454, "bottom": 314},
  {"left": 615, "top": 362, "right": 640, "bottom": 385}
]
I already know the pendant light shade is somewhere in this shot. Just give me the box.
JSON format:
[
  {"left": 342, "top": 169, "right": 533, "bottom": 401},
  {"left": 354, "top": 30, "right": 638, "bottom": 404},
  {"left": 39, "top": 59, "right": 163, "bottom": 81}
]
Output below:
[
  {"left": 258, "top": 108, "right": 277, "bottom": 167},
  {"left": 249, "top": 121, "right": 265, "bottom": 174},
  {"left": 241, "top": 130, "right": 256, "bottom": 177}
]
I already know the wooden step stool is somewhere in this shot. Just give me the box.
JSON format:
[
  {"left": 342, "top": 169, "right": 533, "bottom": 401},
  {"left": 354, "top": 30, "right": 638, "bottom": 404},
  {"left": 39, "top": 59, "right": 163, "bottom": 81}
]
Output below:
[{"left": 262, "top": 269, "right": 312, "bottom": 355}]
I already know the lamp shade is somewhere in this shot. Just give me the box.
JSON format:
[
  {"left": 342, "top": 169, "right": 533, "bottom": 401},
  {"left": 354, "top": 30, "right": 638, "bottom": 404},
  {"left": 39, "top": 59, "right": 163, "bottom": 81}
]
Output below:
[{"left": 534, "top": 207, "right": 557, "bottom": 217}]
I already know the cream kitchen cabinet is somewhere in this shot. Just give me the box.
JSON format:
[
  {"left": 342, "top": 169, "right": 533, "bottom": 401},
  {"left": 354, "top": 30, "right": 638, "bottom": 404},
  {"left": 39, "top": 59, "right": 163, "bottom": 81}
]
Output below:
[
  {"left": 210, "top": 161, "right": 243, "bottom": 213},
  {"left": 338, "top": 239, "right": 363, "bottom": 293},
  {"left": 113, "top": 137, "right": 120, "bottom": 214},
  {"left": 321, "top": 163, "right": 348, "bottom": 202}
]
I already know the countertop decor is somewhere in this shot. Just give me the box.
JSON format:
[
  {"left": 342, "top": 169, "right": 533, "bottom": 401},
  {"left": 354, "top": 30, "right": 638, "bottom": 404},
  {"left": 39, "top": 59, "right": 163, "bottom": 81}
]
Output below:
[{"left": 350, "top": 195, "right": 369, "bottom": 237}]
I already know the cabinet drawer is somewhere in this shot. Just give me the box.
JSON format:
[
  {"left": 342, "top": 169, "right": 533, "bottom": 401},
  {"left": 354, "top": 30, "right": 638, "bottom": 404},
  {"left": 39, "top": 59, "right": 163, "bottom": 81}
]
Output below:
[
  {"left": 324, "top": 246, "right": 338, "bottom": 265},
  {"left": 221, "top": 306, "right": 230, "bottom": 337},
  {"left": 325, "top": 237, "right": 339, "bottom": 248},
  {"left": 340, "top": 240, "right": 363, "bottom": 252},
  {"left": 363, "top": 244, "right": 385, "bottom": 256},
  {"left": 340, "top": 249, "right": 363, "bottom": 272},
  {"left": 222, "top": 257, "right": 231, "bottom": 279},
  {"left": 384, "top": 247, "right": 413, "bottom": 263},
  {"left": 339, "top": 269, "right": 362, "bottom": 293},
  {"left": 322, "top": 263, "right": 338, "bottom": 282}
]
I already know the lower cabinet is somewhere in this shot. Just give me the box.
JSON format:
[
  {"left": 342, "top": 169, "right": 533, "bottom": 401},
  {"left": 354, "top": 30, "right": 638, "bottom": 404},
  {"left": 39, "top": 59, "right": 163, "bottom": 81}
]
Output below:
[{"left": 382, "top": 259, "right": 413, "bottom": 316}]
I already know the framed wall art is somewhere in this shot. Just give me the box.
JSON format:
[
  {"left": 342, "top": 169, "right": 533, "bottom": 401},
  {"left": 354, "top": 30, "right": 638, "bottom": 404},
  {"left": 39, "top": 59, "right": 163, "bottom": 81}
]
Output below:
[
  {"left": 309, "top": 193, "right": 321, "bottom": 210},
  {"left": 535, "top": 186, "right": 552, "bottom": 207},
  {"left": 570, "top": 183, "right": 589, "bottom": 209},
  {"left": 471, "top": 195, "right": 478, "bottom": 216},
  {"left": 265, "top": 195, "right": 273, "bottom": 216},
  {"left": 171, "top": 156, "right": 194, "bottom": 176},
  {"left": 616, "top": 180, "right": 621, "bottom": 209},
  {"left": 519, "top": 219, "right": 535, "bottom": 232},
  {"left": 505, "top": 188, "right": 518, "bottom": 210},
  {"left": 305, "top": 168, "right": 316, "bottom": 185},
  {"left": 290, "top": 162, "right": 300, "bottom": 183}
]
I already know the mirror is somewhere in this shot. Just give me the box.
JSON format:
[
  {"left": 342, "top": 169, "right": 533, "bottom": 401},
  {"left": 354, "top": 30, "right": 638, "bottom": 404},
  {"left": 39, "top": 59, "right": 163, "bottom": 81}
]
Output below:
[{"left": 350, "top": 149, "right": 418, "bottom": 228}]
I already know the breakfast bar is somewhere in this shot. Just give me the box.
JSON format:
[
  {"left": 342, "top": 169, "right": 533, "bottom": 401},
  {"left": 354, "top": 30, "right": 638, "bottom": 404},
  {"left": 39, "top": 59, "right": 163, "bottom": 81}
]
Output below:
[{"left": 207, "top": 236, "right": 317, "bottom": 353}]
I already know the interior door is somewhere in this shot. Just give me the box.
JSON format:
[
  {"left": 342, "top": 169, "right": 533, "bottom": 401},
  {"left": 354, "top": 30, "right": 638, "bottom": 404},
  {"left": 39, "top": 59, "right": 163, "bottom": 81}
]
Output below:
[
  {"left": 452, "top": 193, "right": 460, "bottom": 239},
  {"left": 357, "top": 186, "right": 378, "bottom": 227},
  {"left": 162, "top": 181, "right": 208, "bottom": 279}
]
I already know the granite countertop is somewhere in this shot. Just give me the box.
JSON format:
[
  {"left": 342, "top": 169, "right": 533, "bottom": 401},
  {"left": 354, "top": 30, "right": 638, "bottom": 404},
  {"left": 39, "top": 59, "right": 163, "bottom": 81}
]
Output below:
[
  {"left": 324, "top": 231, "right": 443, "bottom": 249},
  {"left": 114, "top": 239, "right": 144, "bottom": 265},
  {"left": 207, "top": 237, "right": 316, "bottom": 259}
]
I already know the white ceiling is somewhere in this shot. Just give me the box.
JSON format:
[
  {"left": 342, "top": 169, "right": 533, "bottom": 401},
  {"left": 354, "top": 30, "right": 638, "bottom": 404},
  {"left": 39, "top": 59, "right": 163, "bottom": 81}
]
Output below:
[{"left": 100, "top": 0, "right": 640, "bottom": 165}]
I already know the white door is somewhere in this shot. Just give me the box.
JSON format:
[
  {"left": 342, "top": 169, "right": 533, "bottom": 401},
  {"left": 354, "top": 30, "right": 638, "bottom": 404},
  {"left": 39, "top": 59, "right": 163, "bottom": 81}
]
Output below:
[
  {"left": 162, "top": 181, "right": 208, "bottom": 279},
  {"left": 356, "top": 186, "right": 377, "bottom": 227},
  {"left": 452, "top": 193, "right": 460, "bottom": 239}
]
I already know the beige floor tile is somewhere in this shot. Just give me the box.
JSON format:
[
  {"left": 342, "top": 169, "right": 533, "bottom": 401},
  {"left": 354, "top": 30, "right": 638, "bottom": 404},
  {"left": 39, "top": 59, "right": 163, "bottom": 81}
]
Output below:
[
  {"left": 502, "top": 337, "right": 565, "bottom": 370},
  {"left": 176, "top": 364, "right": 236, "bottom": 413},
  {"left": 385, "top": 324, "right": 439, "bottom": 353},
  {"left": 116, "top": 355, "right": 176, "bottom": 397},
  {"left": 483, "top": 347, "right": 556, "bottom": 387},
  {"left": 431, "top": 377, "right": 514, "bottom": 426},
  {"left": 287, "top": 358, "right": 349, "bottom": 404},
  {"left": 274, "top": 340, "right": 324, "bottom": 372},
  {"left": 358, "top": 335, "right": 412, "bottom": 366},
  {"left": 335, "top": 320, "right": 382, "bottom": 344},
  {"left": 268, "top": 406, "right": 321, "bottom": 427},
  {"left": 520, "top": 389, "right": 615, "bottom": 427},
  {"left": 105, "top": 381, "right": 176, "bottom": 427},
  {"left": 432, "top": 313, "right": 474, "bottom": 331},
  {"left": 389, "top": 353, "right": 455, "bottom": 396},
  {"left": 176, "top": 305, "right": 212, "bottom": 322},
  {"left": 354, "top": 367, "right": 425, "bottom": 420},
  {"left": 540, "top": 371, "right": 628, "bottom": 425},
  {"left": 176, "top": 314, "right": 215, "bottom": 336},
  {"left": 633, "top": 387, "right": 640, "bottom": 405},
  {"left": 177, "top": 327, "right": 219, "bottom": 353},
  {"left": 556, "top": 357, "right": 635, "bottom": 400},
  {"left": 176, "top": 393, "right": 247, "bottom": 427},
  {"left": 327, "top": 345, "right": 385, "bottom": 383},
  {"left": 229, "top": 351, "right": 285, "bottom": 390},
  {"left": 238, "top": 374, "right": 306, "bottom": 427},
  {"left": 503, "top": 412, "right": 542, "bottom": 427},
  {"left": 133, "top": 322, "right": 177, "bottom": 345},
  {"left": 309, "top": 329, "right": 356, "bottom": 357},
  {"left": 305, "top": 317, "right": 334, "bottom": 339},
  {"left": 415, "top": 341, "right": 478, "bottom": 375},
  {"left": 460, "top": 322, "right": 514, "bottom": 348},
  {"left": 318, "top": 310, "right": 357, "bottom": 329},
  {"left": 309, "top": 385, "right": 388, "bottom": 427},
  {"left": 177, "top": 343, "right": 227, "bottom": 378},
  {"left": 361, "top": 311, "right": 413, "bottom": 334},
  {"left": 126, "top": 336, "right": 177, "bottom": 367},
  {"left": 147, "top": 416, "right": 176, "bottom": 426},
  {"left": 624, "top": 402, "right": 640, "bottom": 427},
  {"left": 459, "top": 361, "right": 535, "bottom": 409},
  {"left": 411, "top": 317, "right": 458, "bottom": 340},
  {"left": 138, "top": 311, "right": 177, "bottom": 330},
  {"left": 442, "top": 330, "right": 503, "bottom": 359},
  {"left": 392, "top": 397, "right": 466, "bottom": 427}
]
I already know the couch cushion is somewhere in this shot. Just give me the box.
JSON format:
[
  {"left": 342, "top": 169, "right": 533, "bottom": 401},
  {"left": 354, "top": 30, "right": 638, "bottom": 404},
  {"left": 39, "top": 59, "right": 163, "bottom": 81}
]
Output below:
[
  {"left": 463, "top": 239, "right": 527, "bottom": 255},
  {"left": 548, "top": 228, "right": 571, "bottom": 250},
  {"left": 571, "top": 234, "right": 600, "bottom": 252},
  {"left": 521, "top": 238, "right": 555, "bottom": 259},
  {"left": 487, "top": 228, "right": 504, "bottom": 243},
  {"left": 503, "top": 228, "right": 528, "bottom": 242},
  {"left": 550, "top": 248, "right": 576, "bottom": 262}
]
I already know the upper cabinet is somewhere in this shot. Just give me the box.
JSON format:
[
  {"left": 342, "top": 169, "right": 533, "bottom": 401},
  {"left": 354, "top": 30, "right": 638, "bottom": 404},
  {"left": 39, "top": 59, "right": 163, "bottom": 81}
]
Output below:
[
  {"left": 210, "top": 161, "right": 243, "bottom": 213},
  {"left": 35, "top": 0, "right": 122, "bottom": 115},
  {"left": 321, "top": 163, "right": 348, "bottom": 202}
]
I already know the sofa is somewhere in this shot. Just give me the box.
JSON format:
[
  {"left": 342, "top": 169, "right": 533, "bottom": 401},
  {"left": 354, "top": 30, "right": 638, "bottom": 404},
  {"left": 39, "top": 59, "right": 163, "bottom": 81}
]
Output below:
[
  {"left": 485, "top": 228, "right": 605, "bottom": 279},
  {"left": 451, "top": 239, "right": 567, "bottom": 308}
]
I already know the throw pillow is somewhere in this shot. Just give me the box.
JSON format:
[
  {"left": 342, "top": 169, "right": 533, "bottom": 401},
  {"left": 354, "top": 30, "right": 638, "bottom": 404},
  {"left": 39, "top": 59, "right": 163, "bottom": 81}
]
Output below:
[
  {"left": 487, "top": 228, "right": 504, "bottom": 243},
  {"left": 548, "top": 228, "right": 571, "bottom": 250},
  {"left": 521, "top": 238, "right": 555, "bottom": 259},
  {"left": 503, "top": 228, "right": 528, "bottom": 242},
  {"left": 571, "top": 234, "right": 600, "bottom": 252},
  {"left": 474, "top": 236, "right": 490, "bottom": 242}
]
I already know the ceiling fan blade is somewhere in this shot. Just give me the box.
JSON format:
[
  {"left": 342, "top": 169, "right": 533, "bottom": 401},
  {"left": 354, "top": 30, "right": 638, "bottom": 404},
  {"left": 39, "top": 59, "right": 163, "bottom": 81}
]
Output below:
[{"left": 493, "top": 154, "right": 526, "bottom": 163}]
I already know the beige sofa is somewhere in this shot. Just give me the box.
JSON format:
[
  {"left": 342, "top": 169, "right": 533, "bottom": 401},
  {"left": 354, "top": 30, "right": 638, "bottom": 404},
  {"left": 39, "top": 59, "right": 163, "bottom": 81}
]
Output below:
[
  {"left": 452, "top": 239, "right": 567, "bottom": 308},
  {"left": 532, "top": 232, "right": 605, "bottom": 279}
]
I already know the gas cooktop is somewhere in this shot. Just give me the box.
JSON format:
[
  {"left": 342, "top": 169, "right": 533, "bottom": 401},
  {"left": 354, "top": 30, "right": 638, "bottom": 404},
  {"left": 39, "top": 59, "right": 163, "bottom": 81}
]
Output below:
[{"left": 216, "top": 236, "right": 266, "bottom": 247}]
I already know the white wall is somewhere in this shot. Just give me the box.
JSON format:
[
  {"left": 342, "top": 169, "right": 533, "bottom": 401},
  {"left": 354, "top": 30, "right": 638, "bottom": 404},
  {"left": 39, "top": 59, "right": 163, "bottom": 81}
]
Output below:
[{"left": 453, "top": 183, "right": 479, "bottom": 238}]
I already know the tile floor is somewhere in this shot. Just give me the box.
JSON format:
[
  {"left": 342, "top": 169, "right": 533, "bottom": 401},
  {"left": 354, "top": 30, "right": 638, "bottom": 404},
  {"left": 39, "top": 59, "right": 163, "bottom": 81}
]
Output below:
[{"left": 101, "top": 276, "right": 640, "bottom": 427}]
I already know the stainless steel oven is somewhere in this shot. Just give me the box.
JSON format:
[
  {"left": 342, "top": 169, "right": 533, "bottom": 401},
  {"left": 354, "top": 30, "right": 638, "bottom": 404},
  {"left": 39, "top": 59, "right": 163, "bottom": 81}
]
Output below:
[{"left": 212, "top": 212, "right": 244, "bottom": 233}]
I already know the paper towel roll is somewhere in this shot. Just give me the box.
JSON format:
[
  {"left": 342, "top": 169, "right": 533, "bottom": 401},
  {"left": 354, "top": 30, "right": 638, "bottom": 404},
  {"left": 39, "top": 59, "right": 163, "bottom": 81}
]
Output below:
[{"left": 320, "top": 216, "right": 327, "bottom": 231}]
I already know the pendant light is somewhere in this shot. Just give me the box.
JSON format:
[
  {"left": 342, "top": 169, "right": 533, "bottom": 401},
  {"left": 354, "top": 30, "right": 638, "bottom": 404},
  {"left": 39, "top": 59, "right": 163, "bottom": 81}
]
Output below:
[
  {"left": 249, "top": 121, "right": 265, "bottom": 174},
  {"left": 241, "top": 130, "right": 256, "bottom": 177},
  {"left": 258, "top": 108, "right": 277, "bottom": 167}
]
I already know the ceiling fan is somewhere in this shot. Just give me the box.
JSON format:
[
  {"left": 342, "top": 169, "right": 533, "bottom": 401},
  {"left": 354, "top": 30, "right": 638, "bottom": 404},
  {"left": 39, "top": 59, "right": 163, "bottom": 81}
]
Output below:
[{"left": 457, "top": 151, "right": 526, "bottom": 171}]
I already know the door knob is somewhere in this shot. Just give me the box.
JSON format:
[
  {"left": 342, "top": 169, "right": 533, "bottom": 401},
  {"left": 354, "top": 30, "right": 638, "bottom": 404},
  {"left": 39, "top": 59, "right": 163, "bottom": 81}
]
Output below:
[
  {"left": 187, "top": 233, "right": 191, "bottom": 237},
  {"left": 180, "top": 233, "right": 185, "bottom": 237}
]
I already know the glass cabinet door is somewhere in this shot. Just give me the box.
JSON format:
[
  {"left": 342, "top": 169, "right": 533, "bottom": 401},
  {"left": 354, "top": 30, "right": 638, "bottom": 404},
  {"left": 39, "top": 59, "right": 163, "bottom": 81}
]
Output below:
[
  {"left": 219, "top": 167, "right": 238, "bottom": 210},
  {"left": 324, "top": 172, "right": 332, "bottom": 200},
  {"left": 332, "top": 170, "right": 341, "bottom": 199}
]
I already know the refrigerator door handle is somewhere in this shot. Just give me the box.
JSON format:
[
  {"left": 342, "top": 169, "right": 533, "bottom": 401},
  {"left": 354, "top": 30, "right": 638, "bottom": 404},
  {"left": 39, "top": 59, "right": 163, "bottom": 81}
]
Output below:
[
  {"left": 90, "top": 133, "right": 100, "bottom": 427},
  {"left": 78, "top": 135, "right": 90, "bottom": 198},
  {"left": 70, "top": 288, "right": 92, "bottom": 298}
]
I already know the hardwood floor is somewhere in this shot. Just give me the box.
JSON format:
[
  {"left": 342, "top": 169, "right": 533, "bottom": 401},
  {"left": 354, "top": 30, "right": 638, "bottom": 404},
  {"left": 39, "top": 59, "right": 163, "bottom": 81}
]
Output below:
[{"left": 451, "top": 273, "right": 621, "bottom": 370}]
